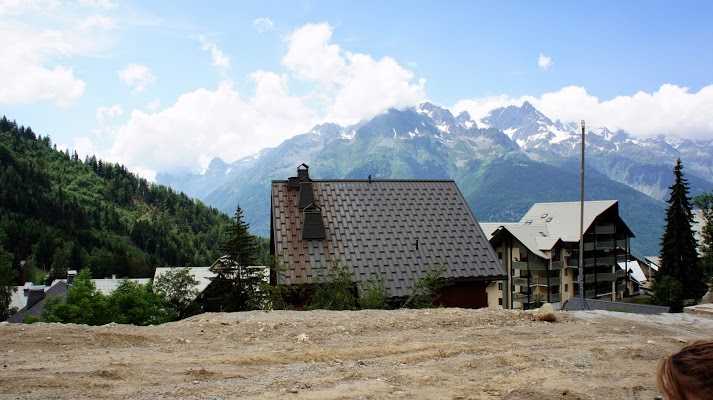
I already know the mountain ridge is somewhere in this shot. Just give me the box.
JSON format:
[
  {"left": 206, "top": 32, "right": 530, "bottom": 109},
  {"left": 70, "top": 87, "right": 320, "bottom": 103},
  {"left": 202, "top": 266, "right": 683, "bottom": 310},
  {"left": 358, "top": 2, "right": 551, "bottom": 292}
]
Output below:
[{"left": 158, "top": 102, "right": 713, "bottom": 257}]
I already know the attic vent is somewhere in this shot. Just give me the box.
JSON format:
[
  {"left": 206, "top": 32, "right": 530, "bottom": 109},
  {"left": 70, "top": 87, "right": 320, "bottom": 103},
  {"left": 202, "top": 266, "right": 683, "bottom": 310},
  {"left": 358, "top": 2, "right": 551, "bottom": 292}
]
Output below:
[
  {"left": 302, "top": 207, "right": 326, "bottom": 240},
  {"left": 298, "top": 181, "right": 316, "bottom": 209}
]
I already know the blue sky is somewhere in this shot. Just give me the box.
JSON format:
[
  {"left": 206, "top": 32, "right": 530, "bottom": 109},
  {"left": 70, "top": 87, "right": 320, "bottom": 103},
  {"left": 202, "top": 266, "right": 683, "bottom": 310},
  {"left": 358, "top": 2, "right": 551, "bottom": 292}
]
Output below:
[{"left": 2, "top": 0, "right": 713, "bottom": 179}]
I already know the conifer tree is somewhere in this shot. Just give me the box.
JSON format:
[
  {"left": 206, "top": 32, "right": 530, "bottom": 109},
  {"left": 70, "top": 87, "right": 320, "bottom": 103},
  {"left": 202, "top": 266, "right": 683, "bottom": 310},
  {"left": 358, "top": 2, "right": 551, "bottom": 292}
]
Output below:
[
  {"left": 654, "top": 159, "right": 707, "bottom": 310},
  {"left": 693, "top": 192, "right": 713, "bottom": 283},
  {"left": 202, "top": 206, "right": 263, "bottom": 312}
]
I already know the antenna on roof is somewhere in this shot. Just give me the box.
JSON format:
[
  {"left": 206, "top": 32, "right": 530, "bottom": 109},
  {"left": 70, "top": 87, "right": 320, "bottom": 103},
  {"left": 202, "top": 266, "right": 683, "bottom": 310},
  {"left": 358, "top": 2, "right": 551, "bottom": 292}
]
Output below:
[{"left": 368, "top": 174, "right": 371, "bottom": 183}]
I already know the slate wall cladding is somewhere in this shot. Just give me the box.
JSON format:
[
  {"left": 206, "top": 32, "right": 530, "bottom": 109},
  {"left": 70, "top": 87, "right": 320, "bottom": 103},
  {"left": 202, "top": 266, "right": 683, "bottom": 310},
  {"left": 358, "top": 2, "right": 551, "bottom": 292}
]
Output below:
[{"left": 271, "top": 178, "right": 507, "bottom": 298}]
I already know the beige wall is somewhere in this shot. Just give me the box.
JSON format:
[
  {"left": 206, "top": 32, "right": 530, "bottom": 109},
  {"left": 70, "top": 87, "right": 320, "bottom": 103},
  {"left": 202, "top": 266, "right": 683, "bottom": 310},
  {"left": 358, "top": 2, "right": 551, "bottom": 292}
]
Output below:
[{"left": 486, "top": 281, "right": 506, "bottom": 309}]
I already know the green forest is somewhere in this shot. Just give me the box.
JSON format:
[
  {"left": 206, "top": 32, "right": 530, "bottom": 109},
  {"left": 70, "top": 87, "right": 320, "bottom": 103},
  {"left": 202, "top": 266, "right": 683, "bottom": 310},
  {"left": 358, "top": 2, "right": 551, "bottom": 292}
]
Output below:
[{"left": 0, "top": 115, "right": 263, "bottom": 286}]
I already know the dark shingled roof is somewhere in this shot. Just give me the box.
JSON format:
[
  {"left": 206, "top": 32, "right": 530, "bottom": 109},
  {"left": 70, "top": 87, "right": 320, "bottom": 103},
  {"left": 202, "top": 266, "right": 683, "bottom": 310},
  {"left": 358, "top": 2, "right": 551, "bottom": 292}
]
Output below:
[
  {"left": 271, "top": 179, "right": 507, "bottom": 298},
  {"left": 7, "top": 281, "right": 70, "bottom": 323},
  {"left": 561, "top": 298, "right": 670, "bottom": 314}
]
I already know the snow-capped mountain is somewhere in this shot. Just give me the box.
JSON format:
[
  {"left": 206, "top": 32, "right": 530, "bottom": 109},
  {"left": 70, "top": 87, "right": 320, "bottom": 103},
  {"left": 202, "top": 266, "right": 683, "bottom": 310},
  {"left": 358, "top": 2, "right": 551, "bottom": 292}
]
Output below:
[{"left": 157, "top": 101, "right": 713, "bottom": 257}]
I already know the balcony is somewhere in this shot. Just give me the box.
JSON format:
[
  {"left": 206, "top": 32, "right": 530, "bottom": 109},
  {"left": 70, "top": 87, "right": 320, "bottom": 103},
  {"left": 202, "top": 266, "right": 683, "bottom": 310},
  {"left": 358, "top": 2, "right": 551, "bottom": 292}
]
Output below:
[
  {"left": 596, "top": 272, "right": 616, "bottom": 282},
  {"left": 513, "top": 292, "right": 529, "bottom": 302},
  {"left": 595, "top": 225, "right": 616, "bottom": 234},
  {"left": 513, "top": 277, "right": 529, "bottom": 286},
  {"left": 616, "top": 269, "right": 626, "bottom": 278},
  {"left": 551, "top": 260, "right": 565, "bottom": 269},
  {"left": 512, "top": 261, "right": 529, "bottom": 270},
  {"left": 596, "top": 240, "right": 616, "bottom": 251},
  {"left": 531, "top": 294, "right": 547, "bottom": 303},
  {"left": 617, "top": 283, "right": 627, "bottom": 292},
  {"left": 550, "top": 293, "right": 562, "bottom": 303},
  {"left": 585, "top": 289, "right": 596, "bottom": 298},
  {"left": 514, "top": 277, "right": 562, "bottom": 286},
  {"left": 584, "top": 274, "right": 596, "bottom": 283}
]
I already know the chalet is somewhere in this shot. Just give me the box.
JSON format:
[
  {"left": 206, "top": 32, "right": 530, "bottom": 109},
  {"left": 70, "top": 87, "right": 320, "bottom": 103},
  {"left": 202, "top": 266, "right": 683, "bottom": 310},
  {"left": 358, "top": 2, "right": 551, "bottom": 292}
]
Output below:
[
  {"left": 482, "top": 200, "right": 635, "bottom": 310},
  {"left": 270, "top": 164, "right": 506, "bottom": 308}
]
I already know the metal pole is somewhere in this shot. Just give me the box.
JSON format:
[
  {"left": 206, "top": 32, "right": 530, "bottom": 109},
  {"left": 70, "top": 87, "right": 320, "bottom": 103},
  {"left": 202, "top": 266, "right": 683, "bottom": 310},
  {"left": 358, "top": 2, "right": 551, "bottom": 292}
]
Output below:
[{"left": 579, "top": 120, "right": 586, "bottom": 310}]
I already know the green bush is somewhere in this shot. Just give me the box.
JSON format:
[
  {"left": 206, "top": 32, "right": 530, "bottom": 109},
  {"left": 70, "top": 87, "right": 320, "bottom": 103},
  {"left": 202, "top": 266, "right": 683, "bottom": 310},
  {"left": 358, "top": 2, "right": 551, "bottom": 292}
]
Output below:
[
  {"left": 308, "top": 259, "right": 357, "bottom": 311},
  {"left": 358, "top": 274, "right": 389, "bottom": 310}
]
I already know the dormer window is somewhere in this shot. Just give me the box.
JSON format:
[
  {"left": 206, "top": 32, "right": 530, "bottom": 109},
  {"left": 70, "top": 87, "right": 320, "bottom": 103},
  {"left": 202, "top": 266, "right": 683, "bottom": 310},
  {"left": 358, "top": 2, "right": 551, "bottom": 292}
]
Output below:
[{"left": 302, "top": 205, "right": 325, "bottom": 240}]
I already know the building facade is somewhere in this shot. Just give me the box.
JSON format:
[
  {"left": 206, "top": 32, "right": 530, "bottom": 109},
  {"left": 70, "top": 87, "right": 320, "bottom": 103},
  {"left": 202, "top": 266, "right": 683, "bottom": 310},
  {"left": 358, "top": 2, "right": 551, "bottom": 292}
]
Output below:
[{"left": 483, "top": 200, "right": 634, "bottom": 310}]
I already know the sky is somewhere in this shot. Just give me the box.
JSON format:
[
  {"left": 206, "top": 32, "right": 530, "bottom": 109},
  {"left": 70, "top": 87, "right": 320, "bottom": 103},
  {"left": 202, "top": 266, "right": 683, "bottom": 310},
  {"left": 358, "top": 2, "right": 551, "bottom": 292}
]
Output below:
[{"left": 2, "top": 0, "right": 713, "bottom": 180}]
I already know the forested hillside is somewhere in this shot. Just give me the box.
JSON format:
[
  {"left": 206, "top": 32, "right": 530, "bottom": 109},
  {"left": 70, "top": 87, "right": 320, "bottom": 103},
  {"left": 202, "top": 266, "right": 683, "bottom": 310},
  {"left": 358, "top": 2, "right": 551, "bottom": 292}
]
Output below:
[{"left": 0, "top": 116, "right": 234, "bottom": 285}]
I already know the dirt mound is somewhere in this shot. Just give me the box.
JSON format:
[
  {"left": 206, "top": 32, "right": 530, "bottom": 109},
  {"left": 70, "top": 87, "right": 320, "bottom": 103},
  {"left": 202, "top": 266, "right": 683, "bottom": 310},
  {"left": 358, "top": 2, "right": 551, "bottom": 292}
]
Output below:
[{"left": 2, "top": 308, "right": 712, "bottom": 399}]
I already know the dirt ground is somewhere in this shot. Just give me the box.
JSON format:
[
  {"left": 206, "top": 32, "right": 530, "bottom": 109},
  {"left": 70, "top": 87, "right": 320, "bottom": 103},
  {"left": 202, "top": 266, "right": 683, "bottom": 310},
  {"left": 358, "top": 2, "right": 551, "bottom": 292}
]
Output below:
[{"left": 1, "top": 308, "right": 712, "bottom": 400}]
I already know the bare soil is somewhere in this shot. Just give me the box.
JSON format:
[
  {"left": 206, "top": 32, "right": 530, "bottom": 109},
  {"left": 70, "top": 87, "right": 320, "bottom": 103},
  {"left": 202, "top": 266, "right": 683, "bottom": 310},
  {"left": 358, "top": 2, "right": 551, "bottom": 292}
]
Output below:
[{"left": 1, "top": 308, "right": 712, "bottom": 400}]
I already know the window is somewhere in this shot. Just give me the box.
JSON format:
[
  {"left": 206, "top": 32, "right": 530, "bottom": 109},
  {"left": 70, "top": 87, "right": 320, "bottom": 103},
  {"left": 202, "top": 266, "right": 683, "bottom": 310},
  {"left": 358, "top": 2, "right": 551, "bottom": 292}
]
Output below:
[
  {"left": 498, "top": 282, "right": 503, "bottom": 290},
  {"left": 498, "top": 298, "right": 503, "bottom": 306},
  {"left": 565, "top": 284, "right": 569, "bottom": 292},
  {"left": 564, "top": 268, "right": 568, "bottom": 276},
  {"left": 541, "top": 213, "right": 548, "bottom": 218}
]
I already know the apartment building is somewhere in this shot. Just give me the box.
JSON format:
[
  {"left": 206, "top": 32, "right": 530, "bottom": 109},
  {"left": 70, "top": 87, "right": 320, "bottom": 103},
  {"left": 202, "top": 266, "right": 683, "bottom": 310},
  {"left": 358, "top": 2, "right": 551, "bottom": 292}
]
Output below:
[{"left": 482, "top": 200, "right": 634, "bottom": 310}]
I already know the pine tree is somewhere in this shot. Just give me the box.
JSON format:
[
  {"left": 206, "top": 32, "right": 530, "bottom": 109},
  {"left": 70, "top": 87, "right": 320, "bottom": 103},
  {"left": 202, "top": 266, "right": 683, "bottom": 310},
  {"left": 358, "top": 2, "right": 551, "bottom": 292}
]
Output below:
[
  {"left": 654, "top": 159, "right": 707, "bottom": 311},
  {"left": 203, "top": 206, "right": 263, "bottom": 312},
  {"left": 693, "top": 192, "right": 713, "bottom": 283}
]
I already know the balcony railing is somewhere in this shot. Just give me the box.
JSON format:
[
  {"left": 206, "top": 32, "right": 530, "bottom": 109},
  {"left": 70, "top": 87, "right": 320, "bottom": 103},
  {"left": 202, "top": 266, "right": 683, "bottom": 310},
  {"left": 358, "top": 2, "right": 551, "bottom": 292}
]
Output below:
[
  {"left": 585, "top": 289, "right": 596, "bottom": 298},
  {"left": 595, "top": 225, "right": 616, "bottom": 234},
  {"left": 596, "top": 272, "right": 616, "bottom": 282},
  {"left": 513, "top": 261, "right": 529, "bottom": 270},
  {"left": 596, "top": 240, "right": 616, "bottom": 251},
  {"left": 514, "top": 277, "right": 562, "bottom": 286},
  {"left": 512, "top": 293, "right": 529, "bottom": 302},
  {"left": 585, "top": 274, "right": 596, "bottom": 283},
  {"left": 616, "top": 269, "right": 626, "bottom": 278},
  {"left": 513, "top": 277, "right": 529, "bottom": 286},
  {"left": 550, "top": 293, "right": 562, "bottom": 303}
]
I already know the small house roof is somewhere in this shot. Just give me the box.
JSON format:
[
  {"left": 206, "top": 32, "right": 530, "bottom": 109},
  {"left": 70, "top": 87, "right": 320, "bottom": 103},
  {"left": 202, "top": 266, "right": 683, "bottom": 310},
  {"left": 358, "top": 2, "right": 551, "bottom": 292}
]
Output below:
[
  {"left": 489, "top": 224, "right": 561, "bottom": 259},
  {"left": 7, "top": 281, "right": 70, "bottom": 323},
  {"left": 519, "top": 200, "right": 633, "bottom": 242},
  {"left": 154, "top": 267, "right": 216, "bottom": 293},
  {"left": 562, "top": 298, "right": 669, "bottom": 314}
]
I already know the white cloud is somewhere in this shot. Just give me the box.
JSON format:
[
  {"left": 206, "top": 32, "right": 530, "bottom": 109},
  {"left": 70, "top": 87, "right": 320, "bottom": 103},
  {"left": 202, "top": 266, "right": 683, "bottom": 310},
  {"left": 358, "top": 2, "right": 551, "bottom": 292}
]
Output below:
[
  {"left": 327, "top": 52, "right": 426, "bottom": 125},
  {"left": 282, "top": 23, "right": 345, "bottom": 84},
  {"left": 282, "top": 22, "right": 426, "bottom": 125},
  {"left": 200, "top": 35, "right": 230, "bottom": 74},
  {"left": 252, "top": 17, "right": 273, "bottom": 33},
  {"left": 452, "top": 84, "right": 713, "bottom": 140},
  {"left": 118, "top": 63, "right": 155, "bottom": 94},
  {"left": 0, "top": 21, "right": 86, "bottom": 106},
  {"left": 0, "top": 1, "right": 119, "bottom": 106},
  {"left": 104, "top": 22, "right": 428, "bottom": 178},
  {"left": 107, "top": 79, "right": 317, "bottom": 179},
  {"left": 96, "top": 104, "right": 123, "bottom": 126},
  {"left": 93, "top": 104, "right": 122, "bottom": 138},
  {"left": 538, "top": 52, "right": 552, "bottom": 70},
  {"left": 79, "top": 0, "right": 117, "bottom": 9},
  {"left": 80, "top": 13, "right": 114, "bottom": 30}
]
